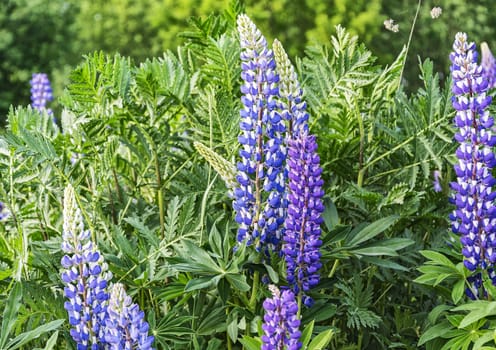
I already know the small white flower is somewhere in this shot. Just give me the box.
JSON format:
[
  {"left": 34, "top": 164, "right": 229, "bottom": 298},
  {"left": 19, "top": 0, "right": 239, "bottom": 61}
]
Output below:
[
  {"left": 431, "top": 6, "right": 442, "bottom": 19},
  {"left": 384, "top": 19, "right": 399, "bottom": 33}
]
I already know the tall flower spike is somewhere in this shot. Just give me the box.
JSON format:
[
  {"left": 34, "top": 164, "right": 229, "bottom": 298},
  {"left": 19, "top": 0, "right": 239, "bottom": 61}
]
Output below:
[
  {"left": 261, "top": 285, "right": 301, "bottom": 350},
  {"left": 61, "top": 184, "right": 111, "bottom": 348},
  {"left": 104, "top": 283, "right": 154, "bottom": 349},
  {"left": 235, "top": 14, "right": 286, "bottom": 250},
  {"left": 273, "top": 39, "right": 309, "bottom": 137},
  {"left": 481, "top": 42, "right": 496, "bottom": 89},
  {"left": 30, "top": 73, "right": 53, "bottom": 115},
  {"left": 449, "top": 32, "right": 496, "bottom": 296},
  {"left": 283, "top": 131, "right": 324, "bottom": 306}
]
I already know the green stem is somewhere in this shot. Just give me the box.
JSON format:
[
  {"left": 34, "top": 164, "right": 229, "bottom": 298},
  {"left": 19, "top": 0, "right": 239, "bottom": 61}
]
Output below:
[
  {"left": 328, "top": 259, "right": 340, "bottom": 279},
  {"left": 357, "top": 104, "right": 365, "bottom": 187},
  {"left": 154, "top": 150, "right": 165, "bottom": 239},
  {"left": 249, "top": 270, "right": 260, "bottom": 312},
  {"left": 399, "top": 0, "right": 422, "bottom": 84},
  {"left": 357, "top": 114, "right": 445, "bottom": 186},
  {"left": 357, "top": 332, "right": 363, "bottom": 350},
  {"left": 297, "top": 292, "right": 302, "bottom": 319}
]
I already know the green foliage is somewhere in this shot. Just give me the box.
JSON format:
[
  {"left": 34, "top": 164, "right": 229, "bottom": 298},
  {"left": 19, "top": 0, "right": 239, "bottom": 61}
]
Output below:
[{"left": 0, "top": 8, "right": 470, "bottom": 350}]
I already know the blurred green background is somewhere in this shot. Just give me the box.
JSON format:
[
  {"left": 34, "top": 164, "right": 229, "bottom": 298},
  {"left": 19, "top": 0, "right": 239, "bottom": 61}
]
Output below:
[{"left": 1, "top": 0, "right": 495, "bottom": 123}]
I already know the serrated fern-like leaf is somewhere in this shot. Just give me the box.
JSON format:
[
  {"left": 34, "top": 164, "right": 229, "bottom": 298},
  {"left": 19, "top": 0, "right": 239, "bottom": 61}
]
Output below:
[
  {"left": 336, "top": 278, "right": 381, "bottom": 330},
  {"left": 302, "top": 25, "right": 375, "bottom": 116},
  {"left": 370, "top": 45, "right": 407, "bottom": 111}
]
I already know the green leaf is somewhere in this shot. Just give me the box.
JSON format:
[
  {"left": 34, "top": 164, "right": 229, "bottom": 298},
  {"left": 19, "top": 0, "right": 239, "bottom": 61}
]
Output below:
[
  {"left": 5, "top": 319, "right": 64, "bottom": 350},
  {"left": 420, "top": 250, "right": 456, "bottom": 268},
  {"left": 0, "top": 283, "right": 22, "bottom": 349},
  {"left": 418, "top": 321, "right": 453, "bottom": 346},
  {"left": 351, "top": 246, "right": 398, "bottom": 257},
  {"left": 455, "top": 301, "right": 496, "bottom": 328},
  {"left": 227, "top": 312, "right": 238, "bottom": 343},
  {"left": 300, "top": 320, "right": 315, "bottom": 348},
  {"left": 307, "top": 328, "right": 334, "bottom": 350},
  {"left": 263, "top": 263, "right": 279, "bottom": 284},
  {"left": 225, "top": 273, "right": 250, "bottom": 292},
  {"left": 361, "top": 256, "right": 409, "bottom": 271},
  {"left": 42, "top": 331, "right": 59, "bottom": 350},
  {"left": 347, "top": 215, "right": 399, "bottom": 247},
  {"left": 184, "top": 276, "right": 220, "bottom": 292},
  {"left": 322, "top": 197, "right": 339, "bottom": 230},
  {"left": 451, "top": 279, "right": 465, "bottom": 305},
  {"left": 239, "top": 336, "right": 262, "bottom": 350}
]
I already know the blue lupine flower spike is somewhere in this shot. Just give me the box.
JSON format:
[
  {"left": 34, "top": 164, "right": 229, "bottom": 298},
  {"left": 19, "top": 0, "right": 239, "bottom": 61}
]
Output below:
[
  {"left": 104, "top": 283, "right": 155, "bottom": 349},
  {"left": 283, "top": 131, "right": 324, "bottom": 306},
  {"left": 30, "top": 73, "right": 53, "bottom": 115},
  {"left": 60, "top": 184, "right": 111, "bottom": 348},
  {"left": 235, "top": 14, "right": 286, "bottom": 251},
  {"left": 481, "top": 42, "right": 496, "bottom": 89},
  {"left": 261, "top": 285, "right": 302, "bottom": 350},
  {"left": 449, "top": 32, "right": 496, "bottom": 298}
]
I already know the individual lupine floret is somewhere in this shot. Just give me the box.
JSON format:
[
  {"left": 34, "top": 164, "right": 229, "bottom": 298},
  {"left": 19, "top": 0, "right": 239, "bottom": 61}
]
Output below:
[
  {"left": 0, "top": 201, "right": 9, "bottom": 221},
  {"left": 449, "top": 33, "right": 496, "bottom": 292},
  {"left": 283, "top": 131, "right": 324, "bottom": 306},
  {"left": 261, "top": 285, "right": 301, "bottom": 350},
  {"left": 273, "top": 39, "right": 309, "bottom": 137},
  {"left": 104, "top": 283, "right": 154, "bottom": 349},
  {"left": 433, "top": 170, "right": 442, "bottom": 193},
  {"left": 234, "top": 14, "right": 286, "bottom": 250},
  {"left": 60, "top": 184, "right": 111, "bottom": 348},
  {"left": 30, "top": 73, "right": 53, "bottom": 115},
  {"left": 481, "top": 42, "right": 496, "bottom": 89}
]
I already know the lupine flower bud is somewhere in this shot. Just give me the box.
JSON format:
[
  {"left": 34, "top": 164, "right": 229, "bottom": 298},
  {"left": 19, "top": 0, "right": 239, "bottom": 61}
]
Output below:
[
  {"left": 61, "top": 184, "right": 111, "bottom": 348},
  {"left": 449, "top": 32, "right": 496, "bottom": 295},
  {"left": 193, "top": 141, "right": 237, "bottom": 195},
  {"left": 481, "top": 42, "right": 496, "bottom": 89},
  {"left": 30, "top": 73, "right": 53, "bottom": 115},
  {"left": 234, "top": 14, "right": 286, "bottom": 250},
  {"left": 104, "top": 283, "right": 154, "bottom": 349},
  {"left": 261, "top": 285, "right": 301, "bottom": 350},
  {"left": 283, "top": 132, "right": 324, "bottom": 305}
]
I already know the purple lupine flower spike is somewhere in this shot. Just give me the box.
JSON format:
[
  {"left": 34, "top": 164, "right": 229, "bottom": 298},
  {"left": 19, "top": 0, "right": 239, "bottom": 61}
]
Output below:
[
  {"left": 283, "top": 131, "right": 324, "bottom": 306},
  {"left": 449, "top": 32, "right": 496, "bottom": 297},
  {"left": 262, "top": 285, "right": 301, "bottom": 350},
  {"left": 104, "top": 283, "right": 154, "bottom": 349},
  {"left": 235, "top": 14, "right": 286, "bottom": 251},
  {"left": 30, "top": 73, "right": 53, "bottom": 115},
  {"left": 60, "top": 184, "right": 111, "bottom": 348},
  {"left": 481, "top": 42, "right": 496, "bottom": 89}
]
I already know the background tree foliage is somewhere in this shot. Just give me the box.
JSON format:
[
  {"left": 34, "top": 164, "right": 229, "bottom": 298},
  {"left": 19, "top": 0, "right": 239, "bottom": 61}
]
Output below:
[{"left": 2, "top": 0, "right": 496, "bottom": 124}]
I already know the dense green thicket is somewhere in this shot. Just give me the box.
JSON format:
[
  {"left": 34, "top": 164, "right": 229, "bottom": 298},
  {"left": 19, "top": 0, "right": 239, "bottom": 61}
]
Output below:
[
  {"left": 0, "top": 6, "right": 467, "bottom": 348},
  {"left": 2, "top": 0, "right": 496, "bottom": 123}
]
